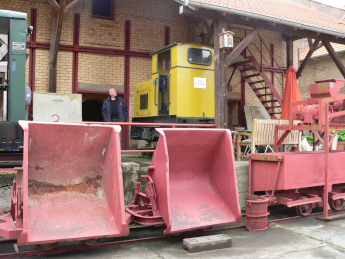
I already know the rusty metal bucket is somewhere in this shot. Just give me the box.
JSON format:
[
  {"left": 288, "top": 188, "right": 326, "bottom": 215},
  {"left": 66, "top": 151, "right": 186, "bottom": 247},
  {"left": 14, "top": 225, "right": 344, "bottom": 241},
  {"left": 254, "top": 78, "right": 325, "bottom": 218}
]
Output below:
[
  {"left": 132, "top": 128, "right": 242, "bottom": 234},
  {"left": 10, "top": 121, "right": 129, "bottom": 246}
]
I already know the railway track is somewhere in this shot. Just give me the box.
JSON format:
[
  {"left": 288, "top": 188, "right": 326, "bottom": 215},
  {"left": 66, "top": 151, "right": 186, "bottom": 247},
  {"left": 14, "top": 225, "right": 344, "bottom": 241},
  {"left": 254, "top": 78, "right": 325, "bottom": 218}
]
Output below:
[{"left": 1, "top": 209, "right": 343, "bottom": 259}]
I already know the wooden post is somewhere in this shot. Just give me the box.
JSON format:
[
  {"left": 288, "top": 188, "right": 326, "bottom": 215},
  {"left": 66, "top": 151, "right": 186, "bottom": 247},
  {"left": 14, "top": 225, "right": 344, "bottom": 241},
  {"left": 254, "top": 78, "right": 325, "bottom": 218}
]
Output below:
[
  {"left": 49, "top": 0, "right": 67, "bottom": 93},
  {"left": 322, "top": 39, "right": 345, "bottom": 78},
  {"left": 47, "top": 0, "right": 84, "bottom": 93},
  {"left": 225, "top": 27, "right": 262, "bottom": 67},
  {"left": 214, "top": 19, "right": 227, "bottom": 129},
  {"left": 188, "top": 21, "right": 197, "bottom": 42},
  {"left": 296, "top": 39, "right": 320, "bottom": 79},
  {"left": 286, "top": 39, "right": 293, "bottom": 68}
]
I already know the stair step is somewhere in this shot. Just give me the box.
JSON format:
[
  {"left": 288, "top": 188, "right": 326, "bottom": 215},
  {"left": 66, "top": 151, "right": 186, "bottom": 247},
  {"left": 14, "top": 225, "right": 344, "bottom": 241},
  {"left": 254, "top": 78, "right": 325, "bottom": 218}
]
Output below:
[
  {"left": 239, "top": 67, "right": 256, "bottom": 72},
  {"left": 243, "top": 73, "right": 260, "bottom": 79},
  {"left": 266, "top": 106, "right": 281, "bottom": 109},
  {"left": 257, "top": 93, "right": 273, "bottom": 97},
  {"left": 249, "top": 80, "right": 265, "bottom": 85},
  {"left": 237, "top": 60, "right": 252, "bottom": 65},
  {"left": 261, "top": 100, "right": 279, "bottom": 104},
  {"left": 254, "top": 87, "right": 268, "bottom": 91}
]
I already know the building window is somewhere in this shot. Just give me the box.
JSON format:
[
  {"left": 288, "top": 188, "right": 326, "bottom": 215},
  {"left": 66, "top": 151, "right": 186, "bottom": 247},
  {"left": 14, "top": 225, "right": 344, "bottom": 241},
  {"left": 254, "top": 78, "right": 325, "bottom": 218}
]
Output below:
[{"left": 92, "top": 0, "right": 114, "bottom": 20}]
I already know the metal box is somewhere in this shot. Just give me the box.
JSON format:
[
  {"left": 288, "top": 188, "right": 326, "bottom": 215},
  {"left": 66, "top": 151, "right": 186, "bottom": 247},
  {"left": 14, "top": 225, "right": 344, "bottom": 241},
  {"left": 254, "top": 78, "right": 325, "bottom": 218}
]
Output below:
[{"left": 33, "top": 92, "right": 82, "bottom": 122}]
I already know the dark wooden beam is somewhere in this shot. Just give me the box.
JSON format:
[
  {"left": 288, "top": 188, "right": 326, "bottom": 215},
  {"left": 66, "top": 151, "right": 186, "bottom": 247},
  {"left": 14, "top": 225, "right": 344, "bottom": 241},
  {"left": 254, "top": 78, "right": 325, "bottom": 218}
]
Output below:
[
  {"left": 322, "top": 40, "right": 345, "bottom": 78},
  {"left": 214, "top": 19, "right": 228, "bottom": 129},
  {"left": 179, "top": 5, "right": 345, "bottom": 45},
  {"left": 47, "top": 0, "right": 59, "bottom": 12},
  {"left": 296, "top": 39, "right": 320, "bottom": 79},
  {"left": 202, "top": 18, "right": 212, "bottom": 35},
  {"left": 226, "top": 27, "right": 262, "bottom": 67},
  {"left": 315, "top": 42, "right": 324, "bottom": 51},
  {"left": 65, "top": 0, "right": 84, "bottom": 13},
  {"left": 205, "top": 20, "right": 214, "bottom": 44},
  {"left": 286, "top": 39, "right": 293, "bottom": 68},
  {"left": 188, "top": 21, "right": 197, "bottom": 42},
  {"left": 47, "top": 0, "right": 85, "bottom": 93},
  {"left": 308, "top": 38, "right": 313, "bottom": 49},
  {"left": 49, "top": 0, "right": 67, "bottom": 92}
]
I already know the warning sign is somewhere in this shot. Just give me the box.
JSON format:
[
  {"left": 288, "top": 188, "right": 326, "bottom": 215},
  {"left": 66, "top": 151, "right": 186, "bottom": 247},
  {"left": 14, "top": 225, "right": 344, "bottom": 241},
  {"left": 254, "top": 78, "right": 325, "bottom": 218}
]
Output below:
[{"left": 12, "top": 42, "right": 25, "bottom": 50}]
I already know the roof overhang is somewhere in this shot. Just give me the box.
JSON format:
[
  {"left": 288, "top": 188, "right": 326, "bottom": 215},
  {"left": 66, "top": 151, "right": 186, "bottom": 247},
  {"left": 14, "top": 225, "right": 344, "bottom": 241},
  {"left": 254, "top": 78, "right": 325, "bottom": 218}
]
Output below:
[{"left": 176, "top": 0, "right": 345, "bottom": 44}]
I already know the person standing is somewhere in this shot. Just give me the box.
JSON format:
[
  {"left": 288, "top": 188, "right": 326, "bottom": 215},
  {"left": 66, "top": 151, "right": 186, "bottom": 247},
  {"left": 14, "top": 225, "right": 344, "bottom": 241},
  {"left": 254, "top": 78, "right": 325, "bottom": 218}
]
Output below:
[{"left": 102, "top": 88, "right": 128, "bottom": 122}]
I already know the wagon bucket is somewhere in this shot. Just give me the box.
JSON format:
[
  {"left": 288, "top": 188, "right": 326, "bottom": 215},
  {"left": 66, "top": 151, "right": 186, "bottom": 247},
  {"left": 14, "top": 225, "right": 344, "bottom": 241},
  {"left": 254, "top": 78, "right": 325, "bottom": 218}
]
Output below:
[
  {"left": 149, "top": 128, "right": 242, "bottom": 235},
  {"left": 17, "top": 121, "right": 129, "bottom": 246}
]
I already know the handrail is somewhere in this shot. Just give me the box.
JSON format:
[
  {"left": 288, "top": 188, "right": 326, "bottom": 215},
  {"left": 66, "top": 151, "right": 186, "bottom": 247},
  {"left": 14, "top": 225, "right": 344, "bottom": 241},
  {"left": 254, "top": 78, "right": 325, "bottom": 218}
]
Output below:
[
  {"left": 231, "top": 26, "right": 286, "bottom": 77},
  {"left": 68, "top": 121, "right": 218, "bottom": 153},
  {"left": 232, "top": 32, "right": 285, "bottom": 105},
  {"left": 258, "top": 34, "right": 286, "bottom": 78}
]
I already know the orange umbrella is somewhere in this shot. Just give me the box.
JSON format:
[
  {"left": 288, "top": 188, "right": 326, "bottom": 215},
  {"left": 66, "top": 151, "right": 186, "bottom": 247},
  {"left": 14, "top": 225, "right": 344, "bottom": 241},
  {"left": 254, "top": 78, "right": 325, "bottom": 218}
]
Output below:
[{"left": 280, "top": 66, "right": 303, "bottom": 120}]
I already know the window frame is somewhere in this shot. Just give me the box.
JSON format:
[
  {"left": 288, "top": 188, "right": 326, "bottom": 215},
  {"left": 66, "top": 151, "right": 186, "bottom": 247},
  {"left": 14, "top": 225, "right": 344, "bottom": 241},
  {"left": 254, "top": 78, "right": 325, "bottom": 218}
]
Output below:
[
  {"left": 140, "top": 93, "right": 149, "bottom": 110},
  {"left": 187, "top": 48, "right": 212, "bottom": 66},
  {"left": 91, "top": 0, "right": 115, "bottom": 20}
]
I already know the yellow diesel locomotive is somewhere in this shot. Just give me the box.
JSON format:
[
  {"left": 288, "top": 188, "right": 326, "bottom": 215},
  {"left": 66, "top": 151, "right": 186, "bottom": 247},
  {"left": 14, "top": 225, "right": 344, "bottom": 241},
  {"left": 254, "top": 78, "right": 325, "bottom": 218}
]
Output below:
[{"left": 130, "top": 43, "right": 215, "bottom": 141}]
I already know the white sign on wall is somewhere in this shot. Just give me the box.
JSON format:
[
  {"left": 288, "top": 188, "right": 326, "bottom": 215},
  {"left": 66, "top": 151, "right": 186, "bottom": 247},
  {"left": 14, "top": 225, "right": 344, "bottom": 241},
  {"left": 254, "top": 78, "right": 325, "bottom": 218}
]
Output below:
[{"left": 194, "top": 77, "right": 206, "bottom": 89}]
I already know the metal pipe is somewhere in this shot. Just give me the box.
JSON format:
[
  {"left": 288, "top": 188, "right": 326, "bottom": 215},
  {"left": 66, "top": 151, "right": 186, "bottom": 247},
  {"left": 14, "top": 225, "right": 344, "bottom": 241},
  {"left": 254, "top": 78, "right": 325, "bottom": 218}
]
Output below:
[{"left": 183, "top": 1, "right": 345, "bottom": 38}]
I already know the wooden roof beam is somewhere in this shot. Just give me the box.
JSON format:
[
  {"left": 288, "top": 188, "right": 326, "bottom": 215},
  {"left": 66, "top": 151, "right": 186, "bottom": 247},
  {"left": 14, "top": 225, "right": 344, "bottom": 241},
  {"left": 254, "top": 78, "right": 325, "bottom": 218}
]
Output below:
[
  {"left": 47, "top": 0, "right": 59, "bottom": 12},
  {"left": 65, "top": 0, "right": 84, "bottom": 13},
  {"left": 226, "top": 27, "right": 262, "bottom": 67},
  {"left": 322, "top": 39, "right": 345, "bottom": 78},
  {"left": 297, "top": 39, "right": 320, "bottom": 79},
  {"left": 179, "top": 5, "right": 345, "bottom": 45}
]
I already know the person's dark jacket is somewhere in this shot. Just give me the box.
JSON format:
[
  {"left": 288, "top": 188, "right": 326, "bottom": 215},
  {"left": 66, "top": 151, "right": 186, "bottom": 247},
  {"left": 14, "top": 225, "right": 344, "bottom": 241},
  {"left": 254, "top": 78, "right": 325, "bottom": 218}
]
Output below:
[{"left": 102, "top": 96, "right": 128, "bottom": 122}]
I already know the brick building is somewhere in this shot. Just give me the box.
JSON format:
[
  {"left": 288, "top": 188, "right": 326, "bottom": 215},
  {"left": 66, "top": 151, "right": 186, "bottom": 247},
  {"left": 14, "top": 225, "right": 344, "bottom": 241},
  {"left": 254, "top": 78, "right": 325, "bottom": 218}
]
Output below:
[
  {"left": 1, "top": 0, "right": 345, "bottom": 148},
  {"left": 299, "top": 42, "right": 345, "bottom": 99}
]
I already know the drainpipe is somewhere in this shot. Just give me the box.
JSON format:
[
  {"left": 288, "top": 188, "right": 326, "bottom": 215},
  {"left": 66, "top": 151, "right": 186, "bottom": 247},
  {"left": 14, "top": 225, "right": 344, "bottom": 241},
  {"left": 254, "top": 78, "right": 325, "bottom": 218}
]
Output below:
[{"left": 180, "top": 0, "right": 345, "bottom": 38}]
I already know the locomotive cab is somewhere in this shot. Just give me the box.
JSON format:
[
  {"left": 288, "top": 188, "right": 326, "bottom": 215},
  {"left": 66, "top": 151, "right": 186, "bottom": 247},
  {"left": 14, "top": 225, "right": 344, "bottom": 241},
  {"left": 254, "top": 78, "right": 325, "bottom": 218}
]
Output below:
[{"left": 131, "top": 43, "right": 215, "bottom": 142}]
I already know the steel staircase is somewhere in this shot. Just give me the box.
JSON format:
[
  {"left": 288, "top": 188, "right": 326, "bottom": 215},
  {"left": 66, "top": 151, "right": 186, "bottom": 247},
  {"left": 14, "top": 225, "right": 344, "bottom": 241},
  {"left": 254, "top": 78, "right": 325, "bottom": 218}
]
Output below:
[{"left": 228, "top": 28, "right": 286, "bottom": 119}]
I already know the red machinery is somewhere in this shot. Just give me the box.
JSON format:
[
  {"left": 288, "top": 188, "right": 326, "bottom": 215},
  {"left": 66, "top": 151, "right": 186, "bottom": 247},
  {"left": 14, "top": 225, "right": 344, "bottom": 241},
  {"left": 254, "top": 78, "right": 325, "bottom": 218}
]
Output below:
[
  {"left": 126, "top": 128, "right": 242, "bottom": 234},
  {"left": 248, "top": 79, "right": 345, "bottom": 220},
  {"left": 0, "top": 124, "right": 242, "bottom": 248},
  {"left": 0, "top": 121, "right": 129, "bottom": 248}
]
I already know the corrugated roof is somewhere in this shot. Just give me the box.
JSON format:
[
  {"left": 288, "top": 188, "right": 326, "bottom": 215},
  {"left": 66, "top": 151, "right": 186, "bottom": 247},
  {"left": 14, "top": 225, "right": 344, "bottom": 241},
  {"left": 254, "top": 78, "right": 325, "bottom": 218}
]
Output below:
[
  {"left": 300, "top": 43, "right": 345, "bottom": 60},
  {"left": 177, "top": 0, "right": 345, "bottom": 37}
]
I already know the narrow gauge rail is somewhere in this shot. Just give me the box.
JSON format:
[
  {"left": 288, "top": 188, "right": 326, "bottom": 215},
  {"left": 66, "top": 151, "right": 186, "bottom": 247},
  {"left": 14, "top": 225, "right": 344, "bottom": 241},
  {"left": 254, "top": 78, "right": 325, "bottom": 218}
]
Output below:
[{"left": 1, "top": 210, "right": 344, "bottom": 259}]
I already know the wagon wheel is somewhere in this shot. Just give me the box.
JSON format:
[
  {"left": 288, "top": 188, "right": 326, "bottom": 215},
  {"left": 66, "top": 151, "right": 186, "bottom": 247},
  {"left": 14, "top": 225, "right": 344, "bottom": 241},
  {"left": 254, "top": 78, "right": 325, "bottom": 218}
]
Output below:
[
  {"left": 81, "top": 238, "right": 103, "bottom": 246},
  {"left": 296, "top": 196, "right": 313, "bottom": 216},
  {"left": 329, "top": 198, "right": 344, "bottom": 211},
  {"left": 34, "top": 242, "right": 58, "bottom": 250}
]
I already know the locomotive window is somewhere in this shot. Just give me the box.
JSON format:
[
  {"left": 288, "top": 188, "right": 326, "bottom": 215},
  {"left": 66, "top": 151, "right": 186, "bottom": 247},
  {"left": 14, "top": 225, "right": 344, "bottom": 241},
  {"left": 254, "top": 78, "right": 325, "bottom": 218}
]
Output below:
[
  {"left": 140, "top": 94, "right": 148, "bottom": 110},
  {"left": 188, "top": 48, "right": 212, "bottom": 66}
]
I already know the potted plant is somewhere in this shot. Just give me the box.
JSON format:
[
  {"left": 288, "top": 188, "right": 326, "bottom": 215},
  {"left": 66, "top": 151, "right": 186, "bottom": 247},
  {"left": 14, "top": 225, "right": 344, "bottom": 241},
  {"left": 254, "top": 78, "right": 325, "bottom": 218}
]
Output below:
[{"left": 336, "top": 130, "right": 345, "bottom": 150}]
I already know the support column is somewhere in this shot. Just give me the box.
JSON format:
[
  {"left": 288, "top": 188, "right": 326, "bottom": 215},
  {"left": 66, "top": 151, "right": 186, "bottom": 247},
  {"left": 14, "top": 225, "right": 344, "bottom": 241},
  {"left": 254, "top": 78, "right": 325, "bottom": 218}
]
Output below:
[
  {"left": 28, "top": 8, "right": 37, "bottom": 120},
  {"left": 214, "top": 19, "right": 228, "bottom": 129},
  {"left": 188, "top": 21, "right": 197, "bottom": 42},
  {"left": 123, "top": 20, "right": 131, "bottom": 150},
  {"left": 49, "top": 0, "right": 67, "bottom": 93},
  {"left": 72, "top": 13, "right": 80, "bottom": 93},
  {"left": 286, "top": 39, "right": 293, "bottom": 68}
]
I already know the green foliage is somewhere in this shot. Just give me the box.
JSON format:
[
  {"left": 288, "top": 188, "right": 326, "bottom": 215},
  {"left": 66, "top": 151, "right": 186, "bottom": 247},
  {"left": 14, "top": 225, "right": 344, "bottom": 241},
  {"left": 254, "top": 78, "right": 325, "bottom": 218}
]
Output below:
[
  {"left": 301, "top": 136, "right": 313, "bottom": 144},
  {"left": 330, "top": 130, "right": 345, "bottom": 141},
  {"left": 338, "top": 131, "right": 345, "bottom": 141}
]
